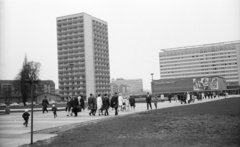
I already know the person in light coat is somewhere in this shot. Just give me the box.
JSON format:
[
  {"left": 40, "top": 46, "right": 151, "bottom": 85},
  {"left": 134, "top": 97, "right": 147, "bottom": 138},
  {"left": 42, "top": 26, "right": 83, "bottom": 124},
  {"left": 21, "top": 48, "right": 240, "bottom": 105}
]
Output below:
[
  {"left": 187, "top": 92, "right": 191, "bottom": 104},
  {"left": 97, "top": 94, "right": 103, "bottom": 116},
  {"left": 118, "top": 93, "right": 123, "bottom": 111}
]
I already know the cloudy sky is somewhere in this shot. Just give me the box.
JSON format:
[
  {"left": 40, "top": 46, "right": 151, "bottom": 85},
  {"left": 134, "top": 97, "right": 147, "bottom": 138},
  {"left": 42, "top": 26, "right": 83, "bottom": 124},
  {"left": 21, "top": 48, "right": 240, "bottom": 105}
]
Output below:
[{"left": 0, "top": 0, "right": 239, "bottom": 90}]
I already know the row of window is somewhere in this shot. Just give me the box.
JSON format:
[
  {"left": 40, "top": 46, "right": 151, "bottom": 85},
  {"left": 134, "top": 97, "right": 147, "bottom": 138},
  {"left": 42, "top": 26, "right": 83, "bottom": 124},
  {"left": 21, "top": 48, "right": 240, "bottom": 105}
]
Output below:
[
  {"left": 58, "top": 36, "right": 84, "bottom": 42},
  {"left": 58, "top": 16, "right": 83, "bottom": 22},
  {"left": 160, "top": 50, "right": 235, "bottom": 61},
  {"left": 161, "top": 62, "right": 237, "bottom": 71},
  {"left": 160, "top": 44, "right": 238, "bottom": 57},
  {"left": 57, "top": 32, "right": 83, "bottom": 38},
  {"left": 160, "top": 54, "right": 236, "bottom": 64},
  {"left": 93, "top": 25, "right": 107, "bottom": 32},
  {"left": 161, "top": 67, "right": 238, "bottom": 74},
  {"left": 161, "top": 72, "right": 238, "bottom": 77},
  {"left": 160, "top": 58, "right": 236, "bottom": 67},
  {"left": 93, "top": 20, "right": 107, "bottom": 27},
  {"left": 57, "top": 21, "right": 83, "bottom": 28}
]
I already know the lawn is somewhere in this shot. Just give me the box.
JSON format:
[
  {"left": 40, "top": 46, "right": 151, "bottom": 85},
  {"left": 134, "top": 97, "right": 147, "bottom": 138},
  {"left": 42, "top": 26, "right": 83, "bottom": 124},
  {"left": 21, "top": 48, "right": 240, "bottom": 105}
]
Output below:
[{"left": 28, "top": 98, "right": 240, "bottom": 147}]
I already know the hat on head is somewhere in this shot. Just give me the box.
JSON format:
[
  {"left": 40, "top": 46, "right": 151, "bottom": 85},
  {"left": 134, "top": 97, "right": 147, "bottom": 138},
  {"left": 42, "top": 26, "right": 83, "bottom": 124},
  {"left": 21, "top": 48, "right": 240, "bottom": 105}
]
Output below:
[{"left": 52, "top": 104, "right": 55, "bottom": 107}]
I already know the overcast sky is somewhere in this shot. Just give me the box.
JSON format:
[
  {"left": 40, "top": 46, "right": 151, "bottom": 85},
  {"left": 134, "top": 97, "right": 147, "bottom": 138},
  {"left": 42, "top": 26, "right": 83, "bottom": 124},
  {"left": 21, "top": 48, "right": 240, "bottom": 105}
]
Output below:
[{"left": 0, "top": 0, "right": 240, "bottom": 90}]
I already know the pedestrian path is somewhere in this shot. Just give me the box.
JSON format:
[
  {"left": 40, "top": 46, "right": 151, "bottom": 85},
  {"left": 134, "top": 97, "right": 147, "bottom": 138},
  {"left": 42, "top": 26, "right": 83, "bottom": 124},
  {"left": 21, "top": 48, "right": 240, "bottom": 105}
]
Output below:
[{"left": 0, "top": 95, "right": 238, "bottom": 147}]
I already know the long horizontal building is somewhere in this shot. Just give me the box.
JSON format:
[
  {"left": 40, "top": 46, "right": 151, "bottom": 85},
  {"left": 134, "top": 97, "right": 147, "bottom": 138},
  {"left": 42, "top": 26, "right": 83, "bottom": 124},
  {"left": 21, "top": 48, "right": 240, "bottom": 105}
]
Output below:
[{"left": 159, "top": 40, "right": 240, "bottom": 87}]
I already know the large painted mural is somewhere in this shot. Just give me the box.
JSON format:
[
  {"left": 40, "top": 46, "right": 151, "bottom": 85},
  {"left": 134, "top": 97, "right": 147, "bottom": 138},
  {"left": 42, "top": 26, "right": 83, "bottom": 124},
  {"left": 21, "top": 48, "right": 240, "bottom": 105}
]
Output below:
[{"left": 193, "top": 77, "right": 218, "bottom": 91}]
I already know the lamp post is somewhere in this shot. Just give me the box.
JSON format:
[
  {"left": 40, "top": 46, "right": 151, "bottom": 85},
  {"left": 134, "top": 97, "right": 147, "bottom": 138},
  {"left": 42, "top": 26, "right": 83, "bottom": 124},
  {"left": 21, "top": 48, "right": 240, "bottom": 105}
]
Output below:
[
  {"left": 151, "top": 73, "right": 154, "bottom": 94},
  {"left": 25, "top": 79, "right": 38, "bottom": 144}
]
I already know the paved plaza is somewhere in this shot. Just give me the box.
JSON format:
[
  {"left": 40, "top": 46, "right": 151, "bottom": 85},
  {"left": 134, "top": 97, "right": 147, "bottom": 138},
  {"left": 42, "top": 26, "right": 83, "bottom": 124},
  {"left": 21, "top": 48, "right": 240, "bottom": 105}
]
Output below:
[{"left": 0, "top": 96, "right": 237, "bottom": 147}]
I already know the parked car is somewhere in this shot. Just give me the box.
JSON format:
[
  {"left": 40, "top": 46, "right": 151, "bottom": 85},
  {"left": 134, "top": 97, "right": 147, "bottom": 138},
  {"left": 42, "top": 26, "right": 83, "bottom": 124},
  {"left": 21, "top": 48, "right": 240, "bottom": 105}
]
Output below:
[{"left": 10, "top": 102, "right": 19, "bottom": 107}]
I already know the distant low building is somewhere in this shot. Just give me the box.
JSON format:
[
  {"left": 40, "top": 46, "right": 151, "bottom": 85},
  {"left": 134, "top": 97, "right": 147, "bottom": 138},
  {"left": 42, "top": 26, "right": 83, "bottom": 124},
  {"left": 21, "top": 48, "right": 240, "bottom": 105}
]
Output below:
[
  {"left": 151, "top": 76, "right": 240, "bottom": 94},
  {"left": 0, "top": 80, "right": 56, "bottom": 103},
  {"left": 110, "top": 78, "right": 143, "bottom": 95}
]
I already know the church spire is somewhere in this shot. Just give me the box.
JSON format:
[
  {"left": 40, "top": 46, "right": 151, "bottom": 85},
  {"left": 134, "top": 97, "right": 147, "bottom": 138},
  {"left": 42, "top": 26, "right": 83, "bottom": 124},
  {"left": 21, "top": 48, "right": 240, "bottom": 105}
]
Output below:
[{"left": 23, "top": 53, "right": 28, "bottom": 67}]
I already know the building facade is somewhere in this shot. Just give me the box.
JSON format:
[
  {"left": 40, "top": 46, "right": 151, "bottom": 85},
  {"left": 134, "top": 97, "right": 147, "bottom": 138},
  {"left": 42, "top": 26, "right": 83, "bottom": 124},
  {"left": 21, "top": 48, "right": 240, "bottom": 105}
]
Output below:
[
  {"left": 159, "top": 41, "right": 240, "bottom": 86},
  {"left": 57, "top": 13, "right": 110, "bottom": 99},
  {"left": 110, "top": 78, "right": 143, "bottom": 94},
  {"left": 0, "top": 80, "right": 55, "bottom": 103},
  {"left": 152, "top": 76, "right": 227, "bottom": 94}
]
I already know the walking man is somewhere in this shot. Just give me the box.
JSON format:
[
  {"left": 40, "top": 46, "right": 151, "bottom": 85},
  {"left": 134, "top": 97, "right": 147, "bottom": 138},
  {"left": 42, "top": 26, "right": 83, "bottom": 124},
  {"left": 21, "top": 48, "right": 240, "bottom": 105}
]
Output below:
[
  {"left": 88, "top": 93, "right": 96, "bottom": 116},
  {"left": 111, "top": 92, "right": 119, "bottom": 115},
  {"left": 146, "top": 92, "right": 152, "bottom": 110},
  {"left": 102, "top": 94, "right": 110, "bottom": 116},
  {"left": 42, "top": 96, "right": 49, "bottom": 113}
]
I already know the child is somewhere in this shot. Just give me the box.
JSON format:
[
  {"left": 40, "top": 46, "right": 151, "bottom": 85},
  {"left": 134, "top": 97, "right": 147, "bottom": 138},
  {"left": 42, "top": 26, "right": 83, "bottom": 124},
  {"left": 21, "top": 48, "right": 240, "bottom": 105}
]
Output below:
[
  {"left": 52, "top": 104, "right": 57, "bottom": 118},
  {"left": 22, "top": 109, "right": 30, "bottom": 127}
]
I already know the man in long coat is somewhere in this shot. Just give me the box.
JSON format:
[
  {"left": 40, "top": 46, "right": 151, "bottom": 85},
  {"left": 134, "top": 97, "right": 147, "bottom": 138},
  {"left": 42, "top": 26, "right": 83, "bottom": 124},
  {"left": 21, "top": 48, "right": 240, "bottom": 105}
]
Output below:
[
  {"left": 102, "top": 94, "right": 110, "bottom": 116},
  {"left": 72, "top": 96, "right": 79, "bottom": 117},
  {"left": 146, "top": 92, "right": 152, "bottom": 110},
  {"left": 42, "top": 96, "right": 49, "bottom": 113},
  {"left": 111, "top": 92, "right": 119, "bottom": 115},
  {"left": 88, "top": 93, "right": 96, "bottom": 116}
]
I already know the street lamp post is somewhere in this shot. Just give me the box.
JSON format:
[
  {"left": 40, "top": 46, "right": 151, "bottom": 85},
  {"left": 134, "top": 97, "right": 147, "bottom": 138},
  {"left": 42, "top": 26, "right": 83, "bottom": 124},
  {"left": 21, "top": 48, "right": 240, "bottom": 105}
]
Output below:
[
  {"left": 151, "top": 73, "right": 154, "bottom": 94},
  {"left": 25, "top": 79, "right": 38, "bottom": 144}
]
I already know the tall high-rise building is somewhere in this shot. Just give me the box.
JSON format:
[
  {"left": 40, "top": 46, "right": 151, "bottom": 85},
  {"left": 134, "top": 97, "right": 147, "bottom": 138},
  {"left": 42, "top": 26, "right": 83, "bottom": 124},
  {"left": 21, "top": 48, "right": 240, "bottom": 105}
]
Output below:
[
  {"left": 159, "top": 41, "right": 240, "bottom": 87},
  {"left": 56, "top": 13, "right": 110, "bottom": 99}
]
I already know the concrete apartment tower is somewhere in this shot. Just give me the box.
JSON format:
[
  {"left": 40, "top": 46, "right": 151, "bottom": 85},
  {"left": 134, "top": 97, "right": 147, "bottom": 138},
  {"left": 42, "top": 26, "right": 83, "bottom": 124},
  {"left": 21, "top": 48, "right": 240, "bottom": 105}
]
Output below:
[{"left": 56, "top": 13, "right": 110, "bottom": 99}]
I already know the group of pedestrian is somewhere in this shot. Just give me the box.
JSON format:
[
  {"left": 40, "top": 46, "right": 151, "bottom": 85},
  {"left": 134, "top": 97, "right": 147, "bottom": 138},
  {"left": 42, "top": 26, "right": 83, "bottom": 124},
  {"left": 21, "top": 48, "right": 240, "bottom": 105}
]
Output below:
[
  {"left": 65, "top": 95, "right": 85, "bottom": 117},
  {"left": 88, "top": 92, "right": 136, "bottom": 116}
]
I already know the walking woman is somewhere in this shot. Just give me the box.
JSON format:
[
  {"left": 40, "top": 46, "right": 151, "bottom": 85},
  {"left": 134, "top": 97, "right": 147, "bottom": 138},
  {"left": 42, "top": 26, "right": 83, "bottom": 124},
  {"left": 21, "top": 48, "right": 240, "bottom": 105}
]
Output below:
[{"left": 97, "top": 94, "right": 103, "bottom": 116}]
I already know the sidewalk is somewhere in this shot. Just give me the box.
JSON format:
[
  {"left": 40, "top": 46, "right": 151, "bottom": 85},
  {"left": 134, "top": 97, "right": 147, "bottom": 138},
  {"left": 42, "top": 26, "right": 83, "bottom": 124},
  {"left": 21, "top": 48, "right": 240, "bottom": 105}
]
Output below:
[{"left": 0, "top": 96, "right": 237, "bottom": 147}]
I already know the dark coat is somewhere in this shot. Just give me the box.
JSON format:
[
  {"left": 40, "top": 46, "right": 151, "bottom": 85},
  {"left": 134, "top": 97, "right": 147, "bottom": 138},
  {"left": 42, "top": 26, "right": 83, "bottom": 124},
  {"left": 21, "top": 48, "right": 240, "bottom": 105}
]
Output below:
[
  {"left": 102, "top": 96, "right": 110, "bottom": 110},
  {"left": 42, "top": 98, "right": 49, "bottom": 108},
  {"left": 22, "top": 112, "right": 30, "bottom": 120},
  {"left": 111, "top": 95, "right": 118, "bottom": 108},
  {"left": 129, "top": 96, "right": 135, "bottom": 106},
  {"left": 88, "top": 96, "right": 96, "bottom": 110},
  {"left": 72, "top": 98, "right": 79, "bottom": 109},
  {"left": 146, "top": 95, "right": 152, "bottom": 102},
  {"left": 52, "top": 107, "right": 57, "bottom": 113},
  {"left": 80, "top": 97, "right": 85, "bottom": 109}
]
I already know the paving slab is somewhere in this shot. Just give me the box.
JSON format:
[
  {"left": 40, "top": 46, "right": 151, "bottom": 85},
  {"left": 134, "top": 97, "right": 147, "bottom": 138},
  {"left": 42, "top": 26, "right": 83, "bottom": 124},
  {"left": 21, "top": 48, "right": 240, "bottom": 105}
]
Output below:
[{"left": 0, "top": 95, "right": 237, "bottom": 147}]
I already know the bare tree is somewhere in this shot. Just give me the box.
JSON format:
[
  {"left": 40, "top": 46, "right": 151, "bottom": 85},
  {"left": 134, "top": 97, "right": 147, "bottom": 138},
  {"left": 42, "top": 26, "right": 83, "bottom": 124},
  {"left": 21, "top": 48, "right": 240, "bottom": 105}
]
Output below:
[{"left": 15, "top": 61, "right": 41, "bottom": 106}]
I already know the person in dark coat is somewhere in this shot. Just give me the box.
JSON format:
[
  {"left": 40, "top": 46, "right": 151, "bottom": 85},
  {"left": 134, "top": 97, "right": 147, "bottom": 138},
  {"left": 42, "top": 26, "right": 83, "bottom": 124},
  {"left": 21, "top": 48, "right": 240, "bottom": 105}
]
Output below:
[
  {"left": 129, "top": 94, "right": 135, "bottom": 110},
  {"left": 102, "top": 93, "right": 110, "bottom": 116},
  {"left": 88, "top": 93, "right": 96, "bottom": 116},
  {"left": 72, "top": 96, "right": 79, "bottom": 117},
  {"left": 80, "top": 95, "right": 85, "bottom": 111},
  {"left": 111, "top": 92, "right": 119, "bottom": 115},
  {"left": 168, "top": 93, "right": 172, "bottom": 103},
  {"left": 52, "top": 104, "right": 57, "bottom": 118},
  {"left": 22, "top": 109, "right": 30, "bottom": 127},
  {"left": 146, "top": 92, "right": 152, "bottom": 110},
  {"left": 42, "top": 96, "right": 49, "bottom": 113},
  {"left": 66, "top": 96, "right": 73, "bottom": 116}
]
